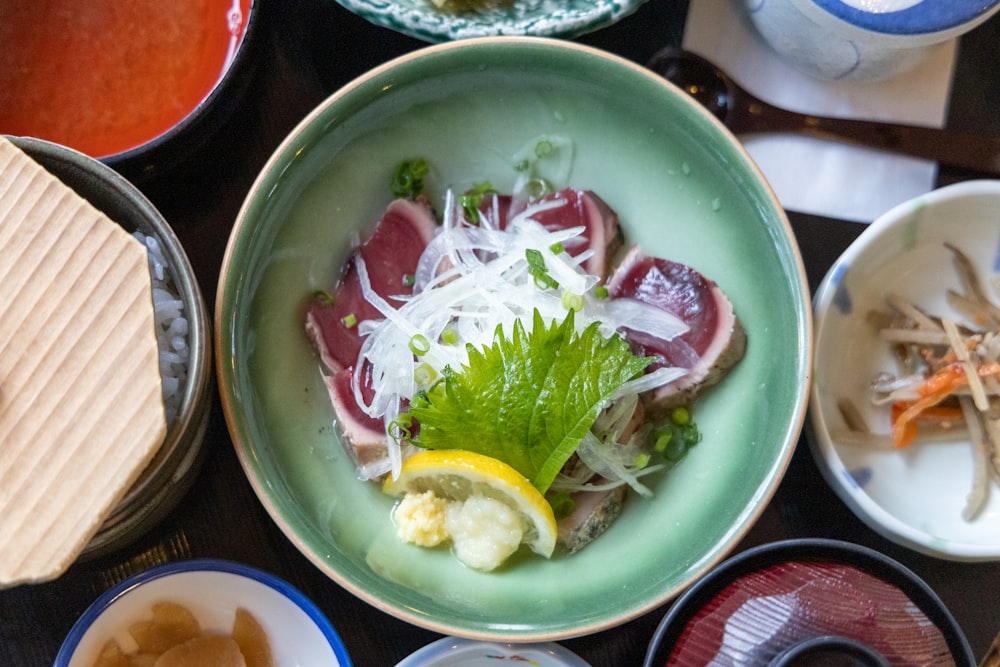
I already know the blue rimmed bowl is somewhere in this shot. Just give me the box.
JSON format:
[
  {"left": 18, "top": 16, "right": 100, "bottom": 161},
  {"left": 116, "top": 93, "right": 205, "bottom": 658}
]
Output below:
[
  {"left": 744, "top": 0, "right": 1000, "bottom": 80},
  {"left": 810, "top": 180, "right": 1000, "bottom": 561},
  {"left": 55, "top": 559, "right": 352, "bottom": 666}
]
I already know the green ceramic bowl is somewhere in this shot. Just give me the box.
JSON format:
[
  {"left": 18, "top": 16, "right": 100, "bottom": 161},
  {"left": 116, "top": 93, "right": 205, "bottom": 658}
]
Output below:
[{"left": 216, "top": 37, "right": 811, "bottom": 642}]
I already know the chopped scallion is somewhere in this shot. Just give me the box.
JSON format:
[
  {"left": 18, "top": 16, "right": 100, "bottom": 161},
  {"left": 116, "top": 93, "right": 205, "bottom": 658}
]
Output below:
[
  {"left": 671, "top": 406, "right": 691, "bottom": 426},
  {"left": 342, "top": 313, "right": 357, "bottom": 328},
  {"left": 312, "top": 289, "right": 334, "bottom": 305},
  {"left": 409, "top": 333, "right": 431, "bottom": 356},
  {"left": 524, "top": 178, "right": 552, "bottom": 200},
  {"left": 391, "top": 158, "right": 430, "bottom": 199},
  {"left": 525, "top": 248, "right": 559, "bottom": 290},
  {"left": 561, "top": 291, "right": 584, "bottom": 312},
  {"left": 414, "top": 362, "right": 438, "bottom": 387},
  {"left": 535, "top": 139, "right": 554, "bottom": 158},
  {"left": 459, "top": 181, "right": 495, "bottom": 224},
  {"left": 547, "top": 491, "right": 576, "bottom": 520}
]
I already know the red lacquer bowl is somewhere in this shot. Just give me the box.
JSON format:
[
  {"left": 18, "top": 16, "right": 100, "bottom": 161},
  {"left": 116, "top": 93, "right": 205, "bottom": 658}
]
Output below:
[{"left": 643, "top": 539, "right": 974, "bottom": 667}]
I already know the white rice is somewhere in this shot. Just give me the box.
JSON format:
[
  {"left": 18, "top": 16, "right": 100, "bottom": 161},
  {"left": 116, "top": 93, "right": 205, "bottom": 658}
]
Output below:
[{"left": 134, "top": 230, "right": 189, "bottom": 423}]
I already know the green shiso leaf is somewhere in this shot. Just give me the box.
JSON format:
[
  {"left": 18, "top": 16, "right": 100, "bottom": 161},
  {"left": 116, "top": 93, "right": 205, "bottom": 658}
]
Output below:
[{"left": 408, "top": 309, "right": 651, "bottom": 494}]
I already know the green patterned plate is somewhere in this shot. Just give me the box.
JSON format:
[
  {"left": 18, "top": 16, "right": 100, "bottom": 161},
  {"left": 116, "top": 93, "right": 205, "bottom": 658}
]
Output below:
[
  {"left": 216, "top": 38, "right": 811, "bottom": 641},
  {"left": 333, "top": 0, "right": 648, "bottom": 42}
]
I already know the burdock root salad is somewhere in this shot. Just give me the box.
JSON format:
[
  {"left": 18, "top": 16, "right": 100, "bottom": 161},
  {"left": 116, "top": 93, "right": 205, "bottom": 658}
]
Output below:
[{"left": 305, "top": 143, "right": 746, "bottom": 571}]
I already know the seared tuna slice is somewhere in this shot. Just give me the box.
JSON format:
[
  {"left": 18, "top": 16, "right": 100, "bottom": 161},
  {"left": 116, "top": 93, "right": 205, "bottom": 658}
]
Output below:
[
  {"left": 305, "top": 197, "right": 437, "bottom": 373},
  {"left": 305, "top": 198, "right": 437, "bottom": 476},
  {"left": 323, "top": 366, "right": 389, "bottom": 474},
  {"left": 529, "top": 189, "right": 622, "bottom": 279},
  {"left": 556, "top": 485, "right": 628, "bottom": 554},
  {"left": 483, "top": 188, "right": 622, "bottom": 279},
  {"left": 608, "top": 246, "right": 746, "bottom": 413}
]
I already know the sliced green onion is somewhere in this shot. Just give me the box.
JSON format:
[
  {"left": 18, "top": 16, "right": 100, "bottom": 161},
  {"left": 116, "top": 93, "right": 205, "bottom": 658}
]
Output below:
[
  {"left": 634, "top": 453, "right": 651, "bottom": 469},
  {"left": 391, "top": 158, "right": 430, "bottom": 199},
  {"left": 459, "top": 181, "right": 495, "bottom": 224},
  {"left": 514, "top": 158, "right": 530, "bottom": 172},
  {"left": 593, "top": 285, "right": 609, "bottom": 300},
  {"left": 414, "top": 362, "right": 438, "bottom": 387},
  {"left": 312, "top": 289, "right": 334, "bottom": 305},
  {"left": 549, "top": 241, "right": 564, "bottom": 254},
  {"left": 547, "top": 491, "right": 576, "bottom": 520},
  {"left": 525, "top": 249, "right": 559, "bottom": 290},
  {"left": 524, "top": 178, "right": 552, "bottom": 199},
  {"left": 671, "top": 406, "right": 691, "bottom": 426},
  {"left": 401, "top": 273, "right": 415, "bottom": 287},
  {"left": 441, "top": 327, "right": 459, "bottom": 345},
  {"left": 388, "top": 419, "right": 412, "bottom": 443},
  {"left": 653, "top": 430, "right": 672, "bottom": 453},
  {"left": 342, "top": 313, "right": 357, "bottom": 328},
  {"left": 409, "top": 333, "right": 431, "bottom": 356},
  {"left": 534, "top": 139, "right": 554, "bottom": 158},
  {"left": 561, "top": 291, "right": 584, "bottom": 312}
]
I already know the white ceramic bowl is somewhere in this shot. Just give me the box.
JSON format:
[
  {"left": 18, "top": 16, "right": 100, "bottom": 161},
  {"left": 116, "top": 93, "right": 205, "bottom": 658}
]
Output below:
[
  {"left": 55, "top": 559, "right": 352, "bottom": 666},
  {"left": 333, "top": 0, "right": 648, "bottom": 42},
  {"left": 395, "top": 637, "right": 590, "bottom": 666},
  {"left": 744, "top": 0, "right": 1000, "bottom": 80},
  {"left": 810, "top": 180, "right": 1000, "bottom": 561}
]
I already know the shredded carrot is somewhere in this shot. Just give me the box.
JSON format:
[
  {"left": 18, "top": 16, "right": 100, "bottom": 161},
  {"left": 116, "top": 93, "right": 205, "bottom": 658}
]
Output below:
[{"left": 890, "top": 361, "right": 1000, "bottom": 447}]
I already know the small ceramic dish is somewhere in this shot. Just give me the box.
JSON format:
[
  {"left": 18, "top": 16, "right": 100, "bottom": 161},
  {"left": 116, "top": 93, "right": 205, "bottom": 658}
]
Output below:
[
  {"left": 810, "top": 180, "right": 1000, "bottom": 561},
  {"left": 54, "top": 559, "right": 352, "bottom": 666},
  {"left": 395, "top": 637, "right": 590, "bottom": 666},
  {"left": 0, "top": 1, "right": 262, "bottom": 181},
  {"left": 333, "top": 0, "right": 648, "bottom": 42},
  {"left": 643, "top": 538, "right": 975, "bottom": 666},
  {"left": 10, "top": 136, "right": 214, "bottom": 560}
]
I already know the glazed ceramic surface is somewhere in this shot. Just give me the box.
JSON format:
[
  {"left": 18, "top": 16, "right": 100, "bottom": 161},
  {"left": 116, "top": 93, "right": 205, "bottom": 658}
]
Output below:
[
  {"left": 395, "top": 637, "right": 590, "bottom": 666},
  {"left": 333, "top": 0, "right": 647, "bottom": 42},
  {"left": 811, "top": 180, "right": 1000, "bottom": 561},
  {"left": 217, "top": 37, "right": 811, "bottom": 641},
  {"left": 55, "top": 559, "right": 352, "bottom": 666}
]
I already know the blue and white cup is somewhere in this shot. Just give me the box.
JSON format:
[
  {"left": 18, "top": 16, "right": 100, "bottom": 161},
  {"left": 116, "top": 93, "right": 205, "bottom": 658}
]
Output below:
[{"left": 744, "top": 0, "right": 1000, "bottom": 80}]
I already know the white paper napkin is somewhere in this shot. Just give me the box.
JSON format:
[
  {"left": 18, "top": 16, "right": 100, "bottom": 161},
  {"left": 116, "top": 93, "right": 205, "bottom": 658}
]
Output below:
[{"left": 682, "top": 0, "right": 957, "bottom": 223}]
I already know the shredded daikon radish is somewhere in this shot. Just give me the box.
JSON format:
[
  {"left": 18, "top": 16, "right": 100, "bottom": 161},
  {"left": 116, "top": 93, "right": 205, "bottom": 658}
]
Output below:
[{"left": 352, "top": 192, "right": 689, "bottom": 479}]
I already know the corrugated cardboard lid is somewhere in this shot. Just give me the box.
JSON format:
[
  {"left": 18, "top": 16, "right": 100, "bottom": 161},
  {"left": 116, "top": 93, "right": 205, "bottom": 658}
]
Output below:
[{"left": 0, "top": 137, "right": 167, "bottom": 586}]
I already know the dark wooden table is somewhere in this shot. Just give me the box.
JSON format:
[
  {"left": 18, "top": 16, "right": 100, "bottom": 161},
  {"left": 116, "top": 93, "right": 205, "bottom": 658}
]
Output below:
[{"left": 4, "top": 0, "right": 1000, "bottom": 664}]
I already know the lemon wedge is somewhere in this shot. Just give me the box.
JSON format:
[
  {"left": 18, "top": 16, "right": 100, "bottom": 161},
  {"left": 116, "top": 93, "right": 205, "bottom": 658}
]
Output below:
[{"left": 383, "top": 449, "right": 558, "bottom": 560}]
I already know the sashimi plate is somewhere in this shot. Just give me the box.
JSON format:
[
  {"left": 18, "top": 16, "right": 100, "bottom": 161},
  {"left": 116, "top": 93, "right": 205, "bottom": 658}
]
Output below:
[{"left": 216, "top": 37, "right": 811, "bottom": 641}]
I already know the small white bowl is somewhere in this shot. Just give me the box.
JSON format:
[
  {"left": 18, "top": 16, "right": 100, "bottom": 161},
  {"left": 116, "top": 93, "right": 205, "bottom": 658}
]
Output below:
[
  {"left": 55, "top": 559, "right": 352, "bottom": 666},
  {"left": 744, "top": 0, "right": 1000, "bottom": 80},
  {"left": 395, "top": 637, "right": 591, "bottom": 666},
  {"left": 810, "top": 180, "right": 1000, "bottom": 561}
]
